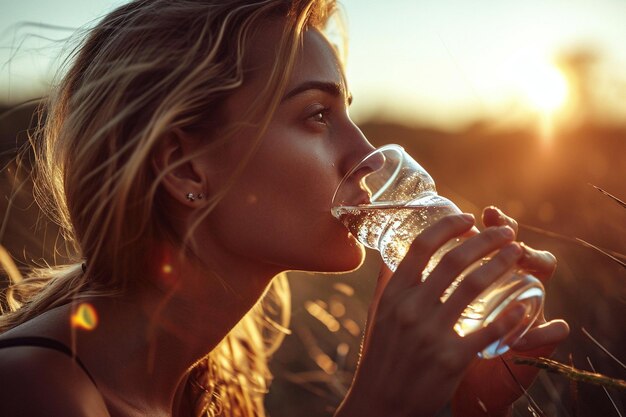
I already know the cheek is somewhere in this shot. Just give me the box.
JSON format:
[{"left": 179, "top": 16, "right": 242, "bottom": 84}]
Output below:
[
  {"left": 250, "top": 143, "right": 337, "bottom": 215},
  {"left": 207, "top": 162, "right": 364, "bottom": 271}
]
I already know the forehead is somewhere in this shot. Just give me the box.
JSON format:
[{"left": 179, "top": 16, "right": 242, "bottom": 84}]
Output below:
[
  {"left": 288, "top": 26, "right": 345, "bottom": 90},
  {"left": 227, "top": 19, "right": 345, "bottom": 112}
]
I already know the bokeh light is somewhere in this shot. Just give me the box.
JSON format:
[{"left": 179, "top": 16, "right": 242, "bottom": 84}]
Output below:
[{"left": 70, "top": 303, "right": 98, "bottom": 331}]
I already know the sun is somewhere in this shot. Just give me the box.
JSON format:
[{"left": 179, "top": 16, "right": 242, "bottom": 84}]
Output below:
[
  {"left": 499, "top": 52, "right": 571, "bottom": 141},
  {"left": 517, "top": 61, "right": 569, "bottom": 113}
]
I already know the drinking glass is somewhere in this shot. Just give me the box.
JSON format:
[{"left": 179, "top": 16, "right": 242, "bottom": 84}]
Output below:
[{"left": 331, "top": 144, "right": 544, "bottom": 358}]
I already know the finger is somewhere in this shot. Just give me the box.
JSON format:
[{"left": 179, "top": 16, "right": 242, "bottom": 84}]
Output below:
[
  {"left": 440, "top": 242, "right": 523, "bottom": 326},
  {"left": 533, "top": 310, "right": 547, "bottom": 326},
  {"left": 518, "top": 242, "right": 557, "bottom": 281},
  {"left": 482, "top": 206, "right": 518, "bottom": 234},
  {"left": 511, "top": 319, "right": 569, "bottom": 352},
  {"left": 462, "top": 303, "right": 527, "bottom": 360},
  {"left": 423, "top": 226, "right": 518, "bottom": 302},
  {"left": 498, "top": 321, "right": 570, "bottom": 391},
  {"left": 385, "top": 213, "right": 475, "bottom": 297}
]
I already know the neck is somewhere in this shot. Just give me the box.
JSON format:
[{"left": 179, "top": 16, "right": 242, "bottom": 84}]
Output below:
[{"left": 82, "top": 242, "right": 281, "bottom": 414}]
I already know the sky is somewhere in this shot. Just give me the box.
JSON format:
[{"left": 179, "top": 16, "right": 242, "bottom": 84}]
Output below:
[{"left": 2, "top": 0, "right": 626, "bottom": 130}]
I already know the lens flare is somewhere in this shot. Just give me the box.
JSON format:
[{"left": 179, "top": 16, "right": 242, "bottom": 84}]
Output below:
[
  {"left": 161, "top": 263, "right": 173, "bottom": 274},
  {"left": 70, "top": 303, "right": 98, "bottom": 331}
]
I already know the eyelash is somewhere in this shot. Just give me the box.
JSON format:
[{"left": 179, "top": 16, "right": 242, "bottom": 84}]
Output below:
[{"left": 307, "top": 107, "right": 330, "bottom": 125}]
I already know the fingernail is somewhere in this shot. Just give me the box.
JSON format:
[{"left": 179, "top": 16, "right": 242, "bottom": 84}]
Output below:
[
  {"left": 489, "top": 206, "right": 504, "bottom": 217},
  {"left": 504, "top": 242, "right": 522, "bottom": 257},
  {"left": 499, "top": 226, "right": 515, "bottom": 239},
  {"left": 544, "top": 251, "right": 557, "bottom": 264},
  {"left": 519, "top": 242, "right": 530, "bottom": 260},
  {"left": 553, "top": 319, "right": 570, "bottom": 337},
  {"left": 461, "top": 213, "right": 475, "bottom": 223}
]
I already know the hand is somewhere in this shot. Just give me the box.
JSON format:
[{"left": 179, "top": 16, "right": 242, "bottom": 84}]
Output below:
[
  {"left": 337, "top": 212, "right": 533, "bottom": 417},
  {"left": 451, "top": 207, "right": 570, "bottom": 417}
]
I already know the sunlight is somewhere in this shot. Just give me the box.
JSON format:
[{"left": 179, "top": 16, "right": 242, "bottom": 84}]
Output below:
[
  {"left": 518, "top": 62, "right": 569, "bottom": 113},
  {"left": 502, "top": 53, "right": 571, "bottom": 143},
  {"left": 502, "top": 51, "right": 570, "bottom": 115}
]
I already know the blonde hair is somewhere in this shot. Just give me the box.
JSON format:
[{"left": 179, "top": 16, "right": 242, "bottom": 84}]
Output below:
[{"left": 0, "top": 0, "right": 341, "bottom": 415}]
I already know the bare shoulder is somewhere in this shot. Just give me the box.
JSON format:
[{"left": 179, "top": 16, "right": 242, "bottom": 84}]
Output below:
[{"left": 0, "top": 344, "right": 110, "bottom": 416}]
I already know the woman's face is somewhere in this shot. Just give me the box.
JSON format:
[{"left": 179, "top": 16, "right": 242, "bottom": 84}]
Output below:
[{"left": 200, "top": 20, "right": 374, "bottom": 275}]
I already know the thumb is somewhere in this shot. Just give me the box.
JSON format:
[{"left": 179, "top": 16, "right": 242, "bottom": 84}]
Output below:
[
  {"left": 363, "top": 262, "right": 393, "bottom": 352},
  {"left": 373, "top": 262, "right": 393, "bottom": 307}
]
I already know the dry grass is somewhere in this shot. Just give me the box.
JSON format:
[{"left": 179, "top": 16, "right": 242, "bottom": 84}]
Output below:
[
  {"left": 513, "top": 356, "right": 626, "bottom": 391},
  {"left": 268, "top": 123, "right": 626, "bottom": 417},
  {"left": 2, "top": 104, "right": 625, "bottom": 416}
]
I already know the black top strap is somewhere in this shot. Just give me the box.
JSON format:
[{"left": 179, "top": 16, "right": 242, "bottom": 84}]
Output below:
[{"left": 0, "top": 336, "right": 97, "bottom": 386}]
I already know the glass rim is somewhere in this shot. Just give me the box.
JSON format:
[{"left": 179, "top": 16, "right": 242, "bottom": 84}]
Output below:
[{"left": 331, "top": 143, "right": 406, "bottom": 207}]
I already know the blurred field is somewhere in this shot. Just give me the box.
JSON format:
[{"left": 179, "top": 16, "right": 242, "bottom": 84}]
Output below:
[
  {"left": 267, "top": 120, "right": 626, "bottom": 416},
  {"left": 1, "top": 103, "right": 625, "bottom": 416}
]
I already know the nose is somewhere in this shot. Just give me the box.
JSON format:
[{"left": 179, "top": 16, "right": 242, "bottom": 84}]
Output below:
[{"left": 337, "top": 121, "right": 376, "bottom": 176}]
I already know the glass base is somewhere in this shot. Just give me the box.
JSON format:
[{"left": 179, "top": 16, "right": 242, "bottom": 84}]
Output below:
[{"left": 453, "top": 271, "right": 544, "bottom": 359}]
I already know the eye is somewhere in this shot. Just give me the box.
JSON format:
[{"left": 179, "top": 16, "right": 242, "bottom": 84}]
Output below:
[{"left": 307, "top": 106, "right": 330, "bottom": 125}]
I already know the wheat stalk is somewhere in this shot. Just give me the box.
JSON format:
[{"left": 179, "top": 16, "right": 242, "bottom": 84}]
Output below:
[
  {"left": 575, "top": 237, "right": 626, "bottom": 270},
  {"left": 513, "top": 356, "right": 626, "bottom": 391},
  {"left": 590, "top": 184, "right": 626, "bottom": 209}
]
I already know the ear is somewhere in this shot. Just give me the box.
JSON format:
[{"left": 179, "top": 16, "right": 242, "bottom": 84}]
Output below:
[{"left": 152, "top": 129, "right": 209, "bottom": 208}]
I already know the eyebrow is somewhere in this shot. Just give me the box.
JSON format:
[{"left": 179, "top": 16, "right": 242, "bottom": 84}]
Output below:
[{"left": 282, "top": 80, "right": 353, "bottom": 105}]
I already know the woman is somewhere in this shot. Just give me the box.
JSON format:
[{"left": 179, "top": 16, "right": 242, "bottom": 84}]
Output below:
[{"left": 0, "top": 0, "right": 569, "bottom": 416}]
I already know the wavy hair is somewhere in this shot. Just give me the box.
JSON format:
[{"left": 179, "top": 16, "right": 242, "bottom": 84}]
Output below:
[{"left": 0, "top": 0, "right": 341, "bottom": 415}]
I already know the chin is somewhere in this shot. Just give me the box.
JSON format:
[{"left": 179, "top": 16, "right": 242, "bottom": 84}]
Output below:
[{"left": 320, "top": 238, "right": 366, "bottom": 273}]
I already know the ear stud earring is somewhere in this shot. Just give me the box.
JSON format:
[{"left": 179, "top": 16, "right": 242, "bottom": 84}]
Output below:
[{"left": 186, "top": 192, "right": 204, "bottom": 201}]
